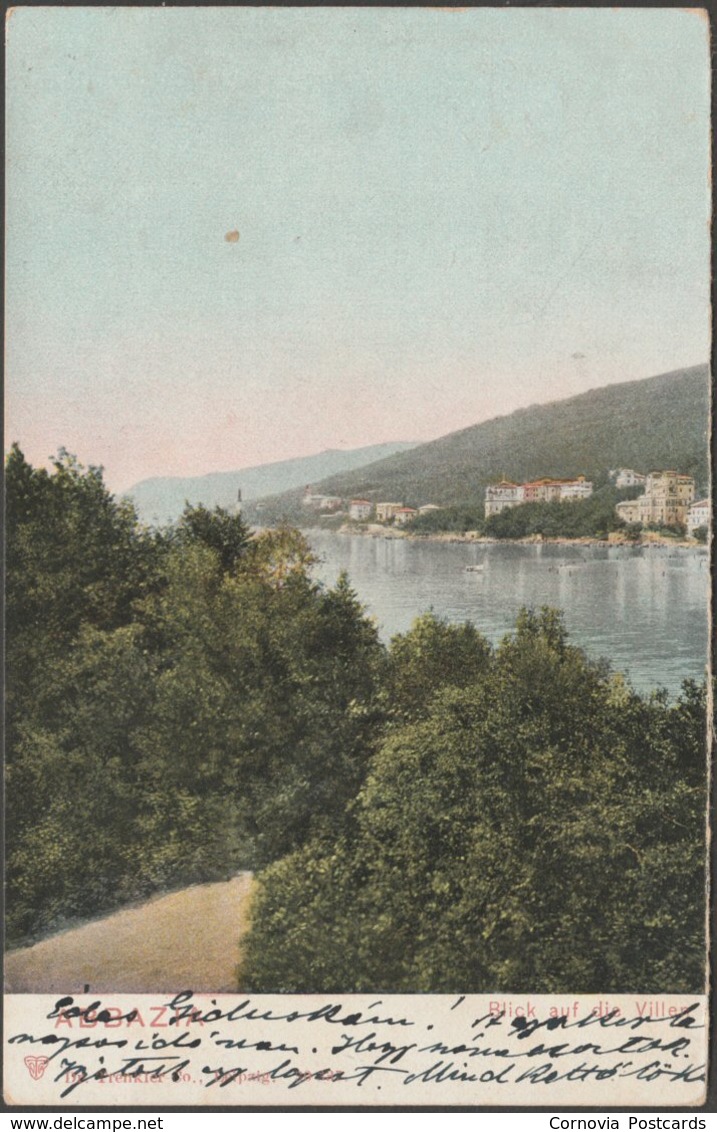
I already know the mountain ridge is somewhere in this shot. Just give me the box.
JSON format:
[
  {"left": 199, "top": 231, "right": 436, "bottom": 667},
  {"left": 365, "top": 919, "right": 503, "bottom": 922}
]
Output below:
[
  {"left": 125, "top": 441, "right": 419, "bottom": 525},
  {"left": 248, "top": 364, "right": 710, "bottom": 523}
]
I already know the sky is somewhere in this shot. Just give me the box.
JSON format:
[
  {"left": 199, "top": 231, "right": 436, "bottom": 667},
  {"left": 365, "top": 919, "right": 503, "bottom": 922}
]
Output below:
[{"left": 6, "top": 7, "right": 711, "bottom": 493}]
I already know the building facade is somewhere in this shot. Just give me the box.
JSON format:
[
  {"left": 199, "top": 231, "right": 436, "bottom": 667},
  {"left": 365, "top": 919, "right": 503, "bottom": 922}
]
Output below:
[
  {"left": 616, "top": 471, "right": 695, "bottom": 527},
  {"left": 394, "top": 507, "right": 418, "bottom": 526},
  {"left": 375, "top": 502, "right": 404, "bottom": 522},
  {"left": 610, "top": 468, "right": 647, "bottom": 489},
  {"left": 484, "top": 481, "right": 525, "bottom": 517},
  {"left": 559, "top": 476, "right": 593, "bottom": 500},
  {"left": 349, "top": 499, "right": 372, "bottom": 521},
  {"left": 687, "top": 499, "right": 710, "bottom": 535},
  {"left": 485, "top": 476, "right": 593, "bottom": 516}
]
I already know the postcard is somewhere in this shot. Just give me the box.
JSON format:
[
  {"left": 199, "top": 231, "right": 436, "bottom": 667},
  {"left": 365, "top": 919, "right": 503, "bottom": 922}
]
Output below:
[{"left": 4, "top": 6, "right": 711, "bottom": 1110}]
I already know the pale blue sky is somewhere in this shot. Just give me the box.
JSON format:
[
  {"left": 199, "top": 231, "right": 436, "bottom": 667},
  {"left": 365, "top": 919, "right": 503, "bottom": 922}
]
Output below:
[{"left": 6, "top": 7, "right": 711, "bottom": 491}]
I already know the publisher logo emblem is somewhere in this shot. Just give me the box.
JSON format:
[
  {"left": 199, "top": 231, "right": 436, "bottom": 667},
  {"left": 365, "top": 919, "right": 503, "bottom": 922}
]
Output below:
[{"left": 24, "top": 1056, "right": 49, "bottom": 1080}]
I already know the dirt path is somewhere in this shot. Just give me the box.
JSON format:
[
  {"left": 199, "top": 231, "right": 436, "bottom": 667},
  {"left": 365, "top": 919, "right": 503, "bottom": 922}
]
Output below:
[{"left": 4, "top": 872, "right": 254, "bottom": 994}]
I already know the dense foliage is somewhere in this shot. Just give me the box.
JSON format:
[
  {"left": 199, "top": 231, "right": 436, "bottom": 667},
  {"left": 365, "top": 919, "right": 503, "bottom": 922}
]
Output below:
[
  {"left": 405, "top": 506, "right": 484, "bottom": 535},
  {"left": 6, "top": 447, "right": 708, "bottom": 995},
  {"left": 403, "top": 486, "right": 644, "bottom": 539},
  {"left": 240, "top": 611, "right": 707, "bottom": 994},
  {"left": 483, "top": 485, "right": 627, "bottom": 540},
  {"left": 6, "top": 447, "right": 384, "bottom": 943}
]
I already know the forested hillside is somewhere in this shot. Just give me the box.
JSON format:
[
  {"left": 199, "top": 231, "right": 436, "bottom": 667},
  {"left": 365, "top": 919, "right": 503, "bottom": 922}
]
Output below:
[
  {"left": 5, "top": 445, "right": 707, "bottom": 993},
  {"left": 249, "top": 364, "right": 709, "bottom": 524}
]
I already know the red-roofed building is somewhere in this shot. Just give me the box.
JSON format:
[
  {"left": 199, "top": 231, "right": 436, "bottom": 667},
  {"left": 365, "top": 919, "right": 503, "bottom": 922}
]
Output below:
[{"left": 486, "top": 476, "right": 593, "bottom": 515}]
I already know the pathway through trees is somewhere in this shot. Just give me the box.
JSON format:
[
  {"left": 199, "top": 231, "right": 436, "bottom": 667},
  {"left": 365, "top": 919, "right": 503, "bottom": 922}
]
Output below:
[{"left": 4, "top": 873, "right": 254, "bottom": 993}]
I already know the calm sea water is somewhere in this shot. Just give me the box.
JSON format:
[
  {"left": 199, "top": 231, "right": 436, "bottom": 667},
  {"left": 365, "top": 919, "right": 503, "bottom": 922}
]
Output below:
[{"left": 309, "top": 532, "right": 710, "bottom": 697}]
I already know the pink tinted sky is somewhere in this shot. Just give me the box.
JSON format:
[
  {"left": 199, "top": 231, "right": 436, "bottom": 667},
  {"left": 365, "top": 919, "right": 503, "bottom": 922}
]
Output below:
[{"left": 6, "top": 8, "right": 710, "bottom": 493}]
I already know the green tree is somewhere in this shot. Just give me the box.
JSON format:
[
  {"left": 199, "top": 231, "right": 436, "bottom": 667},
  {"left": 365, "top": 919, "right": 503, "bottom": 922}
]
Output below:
[
  {"left": 6, "top": 450, "right": 386, "bottom": 943},
  {"left": 484, "top": 485, "right": 626, "bottom": 540},
  {"left": 6, "top": 445, "right": 156, "bottom": 642},
  {"left": 173, "top": 502, "right": 252, "bottom": 573},
  {"left": 6, "top": 622, "right": 154, "bottom": 940},
  {"left": 383, "top": 613, "right": 491, "bottom": 722},
  {"left": 137, "top": 544, "right": 385, "bottom": 868},
  {"left": 240, "top": 610, "right": 707, "bottom": 993},
  {"left": 6, "top": 446, "right": 161, "bottom": 726},
  {"left": 406, "top": 507, "right": 484, "bottom": 535}
]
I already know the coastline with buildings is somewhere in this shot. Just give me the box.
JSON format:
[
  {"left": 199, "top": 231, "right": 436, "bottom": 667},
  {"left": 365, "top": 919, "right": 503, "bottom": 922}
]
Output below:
[
  {"left": 296, "top": 469, "right": 710, "bottom": 549},
  {"left": 328, "top": 527, "right": 707, "bottom": 549},
  {"left": 299, "top": 524, "right": 708, "bottom": 550}
]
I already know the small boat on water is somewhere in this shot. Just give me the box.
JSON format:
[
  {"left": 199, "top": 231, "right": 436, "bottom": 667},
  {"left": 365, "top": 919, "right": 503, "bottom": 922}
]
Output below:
[{"left": 465, "top": 564, "right": 484, "bottom": 572}]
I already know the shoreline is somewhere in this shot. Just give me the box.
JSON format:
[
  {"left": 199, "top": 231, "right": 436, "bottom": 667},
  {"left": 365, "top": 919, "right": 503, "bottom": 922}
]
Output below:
[{"left": 304, "top": 523, "right": 706, "bottom": 551}]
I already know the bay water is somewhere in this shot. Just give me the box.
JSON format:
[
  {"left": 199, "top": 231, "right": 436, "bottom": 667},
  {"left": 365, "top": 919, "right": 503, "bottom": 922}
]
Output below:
[{"left": 309, "top": 531, "right": 710, "bottom": 697}]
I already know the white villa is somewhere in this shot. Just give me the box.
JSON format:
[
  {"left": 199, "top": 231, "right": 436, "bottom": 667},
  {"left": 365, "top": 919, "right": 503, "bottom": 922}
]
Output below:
[
  {"left": 484, "top": 481, "right": 525, "bottom": 517},
  {"left": 610, "top": 468, "right": 647, "bottom": 489},
  {"left": 348, "top": 499, "right": 372, "bottom": 521},
  {"left": 302, "top": 489, "right": 343, "bottom": 511},
  {"left": 687, "top": 499, "right": 710, "bottom": 535}
]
